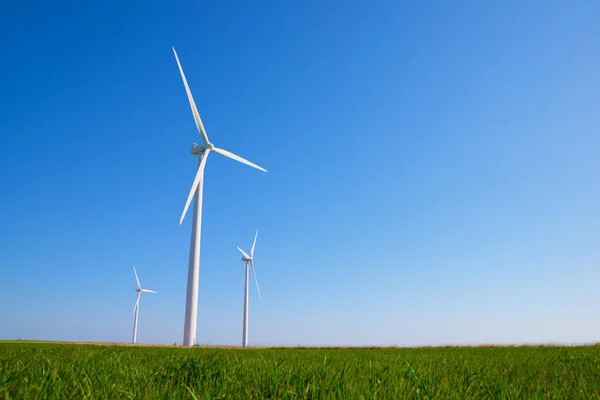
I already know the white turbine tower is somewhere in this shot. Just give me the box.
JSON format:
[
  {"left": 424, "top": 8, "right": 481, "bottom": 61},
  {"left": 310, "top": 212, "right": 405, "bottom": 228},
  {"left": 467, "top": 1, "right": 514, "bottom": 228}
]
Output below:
[
  {"left": 237, "top": 229, "right": 262, "bottom": 348},
  {"left": 172, "top": 48, "right": 267, "bottom": 347},
  {"left": 132, "top": 265, "right": 157, "bottom": 344}
]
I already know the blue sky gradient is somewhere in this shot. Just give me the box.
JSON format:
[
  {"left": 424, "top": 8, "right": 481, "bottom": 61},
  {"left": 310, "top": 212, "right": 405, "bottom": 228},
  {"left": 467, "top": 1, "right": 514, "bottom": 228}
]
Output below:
[{"left": 1, "top": 1, "right": 599, "bottom": 346}]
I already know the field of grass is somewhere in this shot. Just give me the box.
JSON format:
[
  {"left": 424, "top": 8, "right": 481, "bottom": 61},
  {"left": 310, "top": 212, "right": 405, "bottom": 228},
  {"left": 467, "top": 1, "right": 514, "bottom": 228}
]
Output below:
[{"left": 1, "top": 342, "right": 600, "bottom": 398}]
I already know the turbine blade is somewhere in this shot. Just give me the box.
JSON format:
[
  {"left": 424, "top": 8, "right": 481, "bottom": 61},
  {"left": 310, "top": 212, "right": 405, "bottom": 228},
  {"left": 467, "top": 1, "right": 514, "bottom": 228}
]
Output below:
[
  {"left": 237, "top": 247, "right": 251, "bottom": 260},
  {"left": 133, "top": 265, "right": 141, "bottom": 288},
  {"left": 250, "top": 229, "right": 258, "bottom": 258},
  {"left": 134, "top": 293, "right": 140, "bottom": 313},
  {"left": 141, "top": 289, "right": 157, "bottom": 293},
  {"left": 180, "top": 150, "right": 210, "bottom": 225},
  {"left": 172, "top": 48, "right": 210, "bottom": 144},
  {"left": 250, "top": 260, "right": 261, "bottom": 302},
  {"left": 212, "top": 147, "right": 267, "bottom": 173}
]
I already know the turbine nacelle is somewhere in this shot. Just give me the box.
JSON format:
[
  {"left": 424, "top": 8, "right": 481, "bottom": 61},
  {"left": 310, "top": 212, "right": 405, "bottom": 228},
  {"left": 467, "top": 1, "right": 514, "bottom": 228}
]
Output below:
[
  {"left": 190, "top": 143, "right": 202, "bottom": 155},
  {"left": 241, "top": 256, "right": 253, "bottom": 262},
  {"left": 190, "top": 142, "right": 214, "bottom": 155}
]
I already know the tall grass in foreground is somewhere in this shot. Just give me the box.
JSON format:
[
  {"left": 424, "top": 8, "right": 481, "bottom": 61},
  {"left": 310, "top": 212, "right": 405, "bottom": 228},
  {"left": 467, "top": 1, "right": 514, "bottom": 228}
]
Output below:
[{"left": 1, "top": 343, "right": 599, "bottom": 398}]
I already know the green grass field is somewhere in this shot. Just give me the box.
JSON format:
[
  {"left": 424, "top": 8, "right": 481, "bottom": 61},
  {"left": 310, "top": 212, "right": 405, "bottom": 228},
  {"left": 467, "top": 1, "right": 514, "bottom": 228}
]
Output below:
[{"left": 1, "top": 342, "right": 599, "bottom": 399}]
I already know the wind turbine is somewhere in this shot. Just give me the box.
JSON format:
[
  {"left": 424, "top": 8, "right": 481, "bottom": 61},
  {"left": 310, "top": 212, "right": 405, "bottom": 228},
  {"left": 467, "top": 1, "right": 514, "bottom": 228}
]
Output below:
[
  {"left": 237, "top": 229, "right": 262, "bottom": 348},
  {"left": 172, "top": 48, "right": 267, "bottom": 347},
  {"left": 132, "top": 265, "right": 157, "bottom": 344}
]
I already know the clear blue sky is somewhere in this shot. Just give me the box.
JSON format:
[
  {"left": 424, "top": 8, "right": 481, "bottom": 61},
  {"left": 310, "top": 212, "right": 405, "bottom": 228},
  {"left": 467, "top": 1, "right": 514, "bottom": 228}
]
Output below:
[{"left": 1, "top": 1, "right": 599, "bottom": 346}]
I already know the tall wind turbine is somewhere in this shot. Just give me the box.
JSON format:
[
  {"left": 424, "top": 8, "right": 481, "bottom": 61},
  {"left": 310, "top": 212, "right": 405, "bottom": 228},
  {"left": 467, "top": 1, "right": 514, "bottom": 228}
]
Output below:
[
  {"left": 132, "top": 265, "right": 157, "bottom": 344},
  {"left": 172, "top": 48, "right": 267, "bottom": 347},
  {"left": 237, "top": 229, "right": 262, "bottom": 348}
]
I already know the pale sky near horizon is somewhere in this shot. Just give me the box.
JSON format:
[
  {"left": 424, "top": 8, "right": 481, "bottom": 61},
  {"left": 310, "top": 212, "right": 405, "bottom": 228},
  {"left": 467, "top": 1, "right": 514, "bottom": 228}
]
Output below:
[{"left": 1, "top": 1, "right": 599, "bottom": 346}]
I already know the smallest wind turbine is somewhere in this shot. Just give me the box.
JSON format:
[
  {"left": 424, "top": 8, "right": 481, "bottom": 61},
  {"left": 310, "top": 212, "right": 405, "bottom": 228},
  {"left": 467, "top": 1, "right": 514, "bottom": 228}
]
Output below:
[
  {"left": 237, "top": 230, "right": 262, "bottom": 348},
  {"left": 132, "top": 265, "right": 157, "bottom": 344}
]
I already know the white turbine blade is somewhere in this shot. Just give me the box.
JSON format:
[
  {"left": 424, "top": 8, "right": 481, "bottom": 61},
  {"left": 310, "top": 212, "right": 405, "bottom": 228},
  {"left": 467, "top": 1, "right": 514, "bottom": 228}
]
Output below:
[
  {"left": 250, "top": 260, "right": 261, "bottom": 302},
  {"left": 250, "top": 229, "right": 258, "bottom": 258},
  {"left": 134, "top": 293, "right": 140, "bottom": 313},
  {"left": 133, "top": 265, "right": 141, "bottom": 288},
  {"left": 141, "top": 289, "right": 157, "bottom": 293},
  {"left": 172, "top": 48, "right": 210, "bottom": 144},
  {"left": 180, "top": 149, "right": 210, "bottom": 225},
  {"left": 212, "top": 147, "right": 267, "bottom": 173},
  {"left": 237, "top": 247, "right": 251, "bottom": 260}
]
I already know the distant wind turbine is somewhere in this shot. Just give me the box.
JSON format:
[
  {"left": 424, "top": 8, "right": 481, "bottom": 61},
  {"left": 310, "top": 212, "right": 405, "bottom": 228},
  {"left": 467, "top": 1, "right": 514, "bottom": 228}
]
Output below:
[
  {"left": 132, "top": 265, "right": 157, "bottom": 344},
  {"left": 172, "top": 47, "right": 267, "bottom": 347},
  {"left": 237, "top": 229, "right": 262, "bottom": 348}
]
